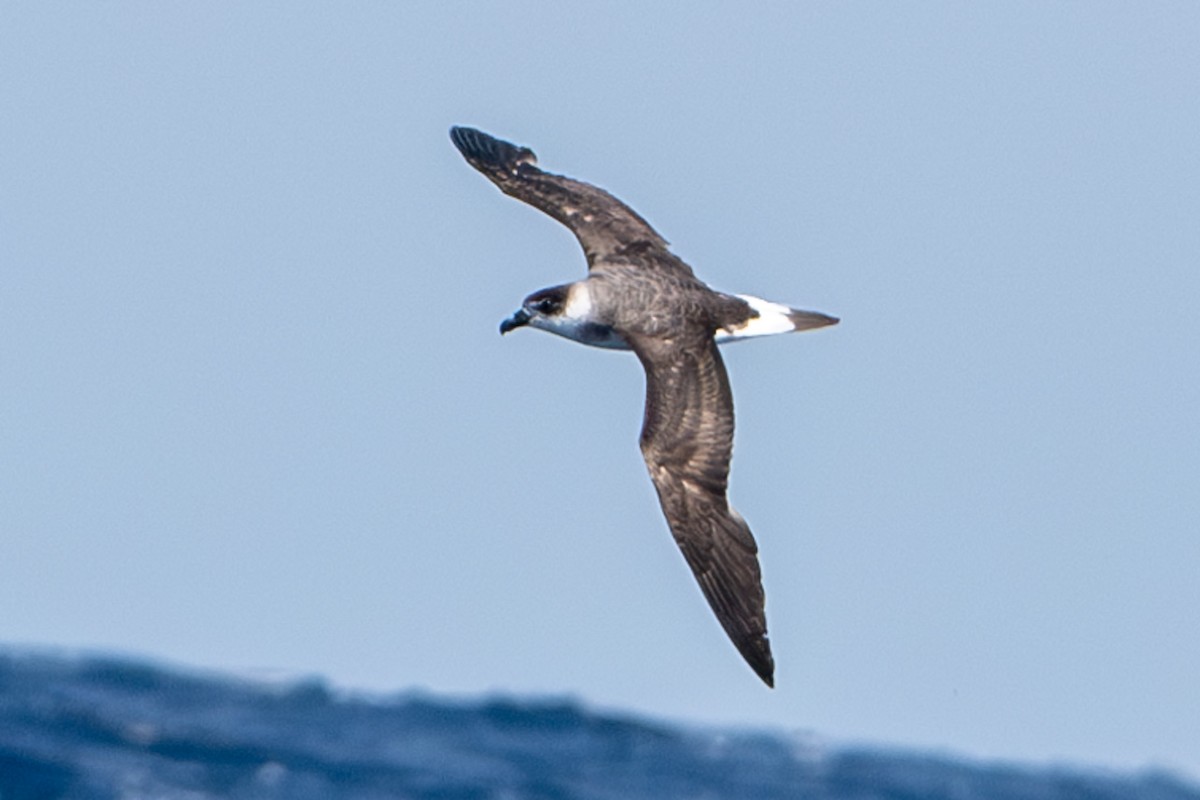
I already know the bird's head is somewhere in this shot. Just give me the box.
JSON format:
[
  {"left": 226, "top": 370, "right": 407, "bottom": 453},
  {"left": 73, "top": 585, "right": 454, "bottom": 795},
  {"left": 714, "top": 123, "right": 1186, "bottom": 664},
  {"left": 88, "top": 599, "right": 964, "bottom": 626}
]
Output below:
[{"left": 499, "top": 285, "right": 570, "bottom": 335}]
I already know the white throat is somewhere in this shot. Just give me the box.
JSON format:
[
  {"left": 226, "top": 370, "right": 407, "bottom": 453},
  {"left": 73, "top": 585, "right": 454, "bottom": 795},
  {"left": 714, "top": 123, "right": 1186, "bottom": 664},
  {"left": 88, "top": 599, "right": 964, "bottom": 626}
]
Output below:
[{"left": 530, "top": 282, "right": 629, "bottom": 350}]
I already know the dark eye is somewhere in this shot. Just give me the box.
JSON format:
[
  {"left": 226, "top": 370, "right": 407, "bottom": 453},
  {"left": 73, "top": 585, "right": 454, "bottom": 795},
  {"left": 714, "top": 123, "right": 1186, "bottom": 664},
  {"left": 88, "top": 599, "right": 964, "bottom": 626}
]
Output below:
[{"left": 536, "top": 298, "right": 556, "bottom": 313}]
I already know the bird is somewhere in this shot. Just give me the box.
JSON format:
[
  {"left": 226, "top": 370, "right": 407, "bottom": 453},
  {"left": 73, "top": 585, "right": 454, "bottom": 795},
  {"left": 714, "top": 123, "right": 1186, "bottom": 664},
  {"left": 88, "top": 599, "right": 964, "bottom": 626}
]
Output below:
[{"left": 449, "top": 126, "right": 837, "bottom": 687}]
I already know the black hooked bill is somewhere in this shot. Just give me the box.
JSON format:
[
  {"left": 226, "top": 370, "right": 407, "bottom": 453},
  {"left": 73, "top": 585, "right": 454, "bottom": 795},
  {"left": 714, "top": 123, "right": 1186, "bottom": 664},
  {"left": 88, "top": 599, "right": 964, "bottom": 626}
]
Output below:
[{"left": 499, "top": 308, "right": 531, "bottom": 335}]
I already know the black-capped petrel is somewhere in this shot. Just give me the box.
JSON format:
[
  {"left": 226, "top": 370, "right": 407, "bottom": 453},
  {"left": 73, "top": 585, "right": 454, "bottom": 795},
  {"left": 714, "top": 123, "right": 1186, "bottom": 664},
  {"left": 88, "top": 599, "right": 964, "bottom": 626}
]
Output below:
[{"left": 450, "top": 126, "right": 837, "bottom": 687}]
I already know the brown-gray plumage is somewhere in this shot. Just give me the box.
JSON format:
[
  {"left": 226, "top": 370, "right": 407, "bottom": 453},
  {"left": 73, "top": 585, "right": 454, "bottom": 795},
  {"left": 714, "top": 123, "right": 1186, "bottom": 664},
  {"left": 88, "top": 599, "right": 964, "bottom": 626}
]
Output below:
[
  {"left": 450, "top": 125, "right": 670, "bottom": 268},
  {"left": 450, "top": 126, "right": 838, "bottom": 687},
  {"left": 631, "top": 331, "right": 773, "bottom": 684}
]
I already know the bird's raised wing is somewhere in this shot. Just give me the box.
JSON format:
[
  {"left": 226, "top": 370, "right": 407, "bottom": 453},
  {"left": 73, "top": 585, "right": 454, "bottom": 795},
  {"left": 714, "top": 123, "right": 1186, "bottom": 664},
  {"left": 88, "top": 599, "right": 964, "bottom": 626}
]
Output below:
[
  {"left": 630, "top": 330, "right": 775, "bottom": 686},
  {"left": 450, "top": 126, "right": 674, "bottom": 268}
]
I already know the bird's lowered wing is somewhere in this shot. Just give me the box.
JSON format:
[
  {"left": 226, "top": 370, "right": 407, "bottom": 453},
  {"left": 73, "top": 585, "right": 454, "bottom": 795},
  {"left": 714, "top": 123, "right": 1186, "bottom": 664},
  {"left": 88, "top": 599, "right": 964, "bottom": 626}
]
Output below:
[
  {"left": 450, "top": 126, "right": 674, "bottom": 268},
  {"left": 629, "top": 330, "right": 775, "bottom": 686}
]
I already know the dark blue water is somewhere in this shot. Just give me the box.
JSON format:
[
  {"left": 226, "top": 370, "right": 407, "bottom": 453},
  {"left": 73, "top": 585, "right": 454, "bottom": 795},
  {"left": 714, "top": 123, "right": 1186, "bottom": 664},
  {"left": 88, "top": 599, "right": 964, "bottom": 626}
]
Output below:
[{"left": 1, "top": 650, "right": 1195, "bottom": 800}]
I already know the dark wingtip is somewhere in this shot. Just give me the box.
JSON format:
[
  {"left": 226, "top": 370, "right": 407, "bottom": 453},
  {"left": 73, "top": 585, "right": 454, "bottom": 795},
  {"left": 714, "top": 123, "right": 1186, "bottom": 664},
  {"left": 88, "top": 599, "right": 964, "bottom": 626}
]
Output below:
[
  {"left": 448, "top": 125, "right": 485, "bottom": 157},
  {"left": 449, "top": 126, "right": 536, "bottom": 169},
  {"left": 747, "top": 643, "right": 775, "bottom": 687}
]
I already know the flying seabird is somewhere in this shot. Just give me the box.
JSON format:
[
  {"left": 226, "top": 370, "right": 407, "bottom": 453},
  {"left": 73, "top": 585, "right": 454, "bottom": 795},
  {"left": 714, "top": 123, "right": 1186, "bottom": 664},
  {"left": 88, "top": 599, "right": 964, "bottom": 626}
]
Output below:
[{"left": 450, "top": 126, "right": 837, "bottom": 687}]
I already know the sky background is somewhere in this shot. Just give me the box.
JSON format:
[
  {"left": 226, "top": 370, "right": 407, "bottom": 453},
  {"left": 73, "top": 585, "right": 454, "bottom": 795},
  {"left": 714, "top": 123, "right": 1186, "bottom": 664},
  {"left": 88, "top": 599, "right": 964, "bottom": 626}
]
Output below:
[{"left": 3, "top": 1, "right": 1199, "bottom": 781}]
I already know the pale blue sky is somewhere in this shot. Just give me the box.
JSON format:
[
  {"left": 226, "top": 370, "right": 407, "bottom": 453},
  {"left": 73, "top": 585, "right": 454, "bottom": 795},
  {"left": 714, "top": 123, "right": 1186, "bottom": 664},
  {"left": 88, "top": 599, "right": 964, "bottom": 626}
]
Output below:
[{"left": 3, "top": 2, "right": 1198, "bottom": 779}]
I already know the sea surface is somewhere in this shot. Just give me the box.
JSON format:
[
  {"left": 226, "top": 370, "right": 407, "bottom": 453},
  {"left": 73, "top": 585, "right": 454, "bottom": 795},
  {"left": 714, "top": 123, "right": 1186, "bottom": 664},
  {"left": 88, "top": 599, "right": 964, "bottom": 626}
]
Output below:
[{"left": 1, "top": 650, "right": 1195, "bottom": 800}]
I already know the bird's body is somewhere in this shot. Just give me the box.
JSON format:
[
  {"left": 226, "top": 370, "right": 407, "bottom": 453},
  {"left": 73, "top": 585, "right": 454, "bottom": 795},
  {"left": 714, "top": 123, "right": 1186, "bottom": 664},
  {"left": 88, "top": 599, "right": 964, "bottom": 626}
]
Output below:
[
  {"left": 517, "top": 274, "right": 819, "bottom": 352},
  {"left": 450, "top": 126, "right": 837, "bottom": 686}
]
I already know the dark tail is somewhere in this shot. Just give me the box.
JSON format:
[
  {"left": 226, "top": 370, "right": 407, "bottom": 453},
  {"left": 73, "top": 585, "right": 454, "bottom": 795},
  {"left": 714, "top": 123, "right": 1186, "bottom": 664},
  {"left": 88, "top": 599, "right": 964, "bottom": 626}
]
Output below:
[{"left": 788, "top": 308, "right": 840, "bottom": 331}]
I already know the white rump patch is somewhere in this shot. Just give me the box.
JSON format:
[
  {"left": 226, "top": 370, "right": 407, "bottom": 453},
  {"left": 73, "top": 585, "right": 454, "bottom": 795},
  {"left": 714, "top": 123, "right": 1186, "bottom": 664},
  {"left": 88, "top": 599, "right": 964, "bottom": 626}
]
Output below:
[{"left": 715, "top": 295, "right": 797, "bottom": 344}]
